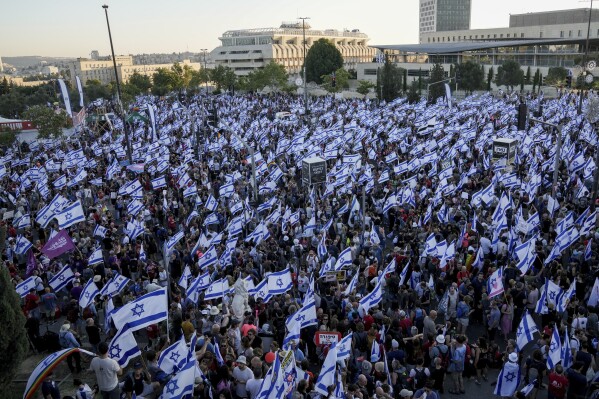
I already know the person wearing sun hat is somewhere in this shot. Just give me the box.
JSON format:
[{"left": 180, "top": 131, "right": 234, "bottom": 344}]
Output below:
[{"left": 233, "top": 355, "right": 253, "bottom": 399}]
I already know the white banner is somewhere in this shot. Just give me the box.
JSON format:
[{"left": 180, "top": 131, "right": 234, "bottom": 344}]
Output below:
[
  {"left": 445, "top": 83, "right": 452, "bottom": 109},
  {"left": 58, "top": 79, "right": 72, "bottom": 117},
  {"left": 75, "top": 76, "right": 84, "bottom": 107}
]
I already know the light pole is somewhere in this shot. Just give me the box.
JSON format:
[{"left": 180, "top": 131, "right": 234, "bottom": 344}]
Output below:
[
  {"left": 579, "top": 0, "right": 594, "bottom": 115},
  {"left": 200, "top": 48, "right": 208, "bottom": 93},
  {"left": 102, "top": 4, "right": 132, "bottom": 163},
  {"left": 299, "top": 17, "right": 310, "bottom": 117}
]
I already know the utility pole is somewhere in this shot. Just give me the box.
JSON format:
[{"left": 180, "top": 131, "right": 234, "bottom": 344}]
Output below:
[
  {"left": 201, "top": 48, "right": 208, "bottom": 93},
  {"left": 578, "top": 0, "right": 594, "bottom": 115},
  {"left": 102, "top": 4, "right": 132, "bottom": 163},
  {"left": 299, "top": 17, "right": 310, "bottom": 117}
]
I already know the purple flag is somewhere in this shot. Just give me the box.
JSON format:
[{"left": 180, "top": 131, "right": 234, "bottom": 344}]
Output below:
[
  {"left": 26, "top": 249, "right": 37, "bottom": 277},
  {"left": 41, "top": 230, "right": 75, "bottom": 259}
]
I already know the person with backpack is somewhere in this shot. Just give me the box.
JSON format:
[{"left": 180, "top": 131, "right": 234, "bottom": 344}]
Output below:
[
  {"left": 409, "top": 358, "right": 430, "bottom": 390},
  {"left": 429, "top": 335, "right": 450, "bottom": 370},
  {"left": 59, "top": 323, "right": 82, "bottom": 373}
]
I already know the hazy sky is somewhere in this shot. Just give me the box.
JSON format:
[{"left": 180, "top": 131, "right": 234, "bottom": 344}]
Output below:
[{"left": 0, "top": 0, "right": 592, "bottom": 57}]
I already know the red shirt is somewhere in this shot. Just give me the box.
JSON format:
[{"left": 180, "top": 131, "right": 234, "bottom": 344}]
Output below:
[
  {"left": 363, "top": 314, "right": 375, "bottom": 331},
  {"left": 548, "top": 372, "right": 569, "bottom": 399}
]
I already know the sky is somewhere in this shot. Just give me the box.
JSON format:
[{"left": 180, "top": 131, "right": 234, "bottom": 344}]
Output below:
[{"left": 0, "top": 0, "right": 592, "bottom": 58}]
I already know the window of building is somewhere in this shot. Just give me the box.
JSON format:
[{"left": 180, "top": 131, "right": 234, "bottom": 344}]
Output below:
[
  {"left": 560, "top": 31, "right": 564, "bottom": 38},
  {"left": 507, "top": 34, "right": 510, "bottom": 38},
  {"left": 569, "top": 30, "right": 572, "bottom": 37},
  {"left": 521, "top": 33, "right": 524, "bottom": 38},
  {"left": 364, "top": 69, "right": 378, "bottom": 76},
  {"left": 500, "top": 34, "right": 503, "bottom": 38},
  {"left": 578, "top": 30, "right": 582, "bottom": 37},
  {"left": 494, "top": 34, "right": 497, "bottom": 38},
  {"left": 540, "top": 32, "right": 543, "bottom": 38}
]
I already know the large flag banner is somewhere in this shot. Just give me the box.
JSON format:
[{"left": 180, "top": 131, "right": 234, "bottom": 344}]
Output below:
[
  {"left": 58, "top": 79, "right": 72, "bottom": 117},
  {"left": 53, "top": 200, "right": 85, "bottom": 229},
  {"left": 111, "top": 288, "right": 168, "bottom": 332},
  {"left": 48, "top": 265, "right": 74, "bottom": 292},
  {"left": 494, "top": 359, "right": 521, "bottom": 397},
  {"left": 108, "top": 328, "right": 141, "bottom": 367},
  {"left": 41, "top": 230, "right": 75, "bottom": 259},
  {"left": 516, "top": 310, "right": 538, "bottom": 351}
]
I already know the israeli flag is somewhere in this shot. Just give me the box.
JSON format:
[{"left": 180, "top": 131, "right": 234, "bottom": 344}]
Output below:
[
  {"left": 100, "top": 273, "right": 130, "bottom": 298},
  {"left": 166, "top": 231, "right": 185, "bottom": 252},
  {"left": 267, "top": 269, "right": 293, "bottom": 295},
  {"left": 111, "top": 288, "right": 168, "bottom": 332},
  {"left": 139, "top": 244, "right": 147, "bottom": 262},
  {"left": 127, "top": 199, "right": 144, "bottom": 217},
  {"left": 151, "top": 176, "right": 167, "bottom": 190},
  {"left": 219, "top": 182, "right": 235, "bottom": 198},
  {"left": 586, "top": 239, "right": 593, "bottom": 261},
  {"left": 178, "top": 266, "right": 192, "bottom": 290},
  {"left": 471, "top": 246, "right": 484, "bottom": 270},
  {"left": 187, "top": 271, "right": 211, "bottom": 304},
  {"left": 487, "top": 267, "right": 504, "bottom": 299},
  {"left": 378, "top": 169, "right": 390, "bottom": 184},
  {"left": 160, "top": 360, "right": 195, "bottom": 399},
  {"left": 93, "top": 224, "right": 107, "bottom": 238},
  {"left": 54, "top": 200, "right": 85, "bottom": 229},
  {"left": 79, "top": 279, "right": 99, "bottom": 309},
  {"left": 562, "top": 326, "right": 573, "bottom": 369},
  {"left": 516, "top": 310, "right": 539, "bottom": 351},
  {"left": 205, "top": 195, "right": 218, "bottom": 212},
  {"left": 344, "top": 272, "right": 359, "bottom": 296},
  {"left": 14, "top": 235, "right": 33, "bottom": 255},
  {"left": 398, "top": 261, "right": 410, "bottom": 286},
  {"left": 198, "top": 245, "right": 218, "bottom": 269},
  {"left": 48, "top": 265, "right": 74, "bottom": 292},
  {"left": 53, "top": 174, "right": 67, "bottom": 189},
  {"left": 547, "top": 326, "right": 562, "bottom": 369},
  {"left": 158, "top": 334, "right": 188, "bottom": 374},
  {"left": 14, "top": 214, "right": 31, "bottom": 230},
  {"left": 336, "top": 332, "right": 353, "bottom": 360},
  {"left": 87, "top": 248, "right": 104, "bottom": 266},
  {"left": 494, "top": 359, "right": 521, "bottom": 397},
  {"left": 360, "top": 281, "right": 383, "bottom": 313},
  {"left": 288, "top": 211, "right": 300, "bottom": 226},
  {"left": 185, "top": 210, "right": 199, "bottom": 227},
  {"left": 108, "top": 328, "right": 140, "bottom": 368},
  {"left": 333, "top": 247, "right": 353, "bottom": 270},
  {"left": 514, "top": 238, "right": 536, "bottom": 275},
  {"left": 15, "top": 276, "right": 37, "bottom": 297},
  {"left": 318, "top": 232, "right": 328, "bottom": 259},
  {"left": 204, "top": 278, "right": 230, "bottom": 300},
  {"left": 67, "top": 169, "right": 87, "bottom": 187},
  {"left": 183, "top": 185, "right": 197, "bottom": 199},
  {"left": 315, "top": 341, "right": 339, "bottom": 396}
]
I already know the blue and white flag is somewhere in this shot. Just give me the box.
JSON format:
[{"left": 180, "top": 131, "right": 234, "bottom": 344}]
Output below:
[
  {"left": 158, "top": 334, "right": 188, "bottom": 374},
  {"left": 315, "top": 342, "right": 339, "bottom": 396},
  {"left": 108, "top": 328, "right": 140, "bottom": 368},
  {"left": 53, "top": 174, "right": 67, "bottom": 189},
  {"left": 48, "top": 265, "right": 74, "bottom": 292},
  {"left": 36, "top": 204, "right": 55, "bottom": 228},
  {"left": 87, "top": 248, "right": 103, "bottom": 266},
  {"left": 516, "top": 310, "right": 538, "bottom": 351},
  {"left": 487, "top": 267, "right": 504, "bottom": 299},
  {"left": 178, "top": 266, "right": 191, "bottom": 290},
  {"left": 590, "top": 278, "right": 599, "bottom": 308},
  {"left": 160, "top": 359, "right": 195, "bottom": 399},
  {"left": 14, "top": 235, "right": 33, "bottom": 255},
  {"left": 562, "top": 326, "right": 572, "bottom": 369},
  {"left": 111, "top": 288, "right": 168, "bottom": 332},
  {"left": 514, "top": 238, "right": 536, "bottom": 275},
  {"left": 204, "top": 278, "right": 230, "bottom": 300},
  {"left": 166, "top": 231, "right": 185, "bottom": 253},
  {"left": 93, "top": 224, "right": 107, "bottom": 238},
  {"left": 586, "top": 239, "right": 593, "bottom": 261},
  {"left": 14, "top": 214, "right": 31, "bottom": 230},
  {"left": 15, "top": 276, "right": 37, "bottom": 297},
  {"left": 151, "top": 176, "right": 167, "bottom": 190},
  {"left": 333, "top": 247, "right": 353, "bottom": 270},
  {"left": 267, "top": 269, "right": 293, "bottom": 295},
  {"left": 494, "top": 359, "right": 521, "bottom": 397},
  {"left": 187, "top": 271, "right": 211, "bottom": 304},
  {"left": 205, "top": 195, "right": 218, "bottom": 212},
  {"left": 336, "top": 332, "right": 353, "bottom": 360},
  {"left": 99, "top": 273, "right": 130, "bottom": 298},
  {"left": 127, "top": 199, "right": 144, "bottom": 217},
  {"left": 546, "top": 326, "right": 562, "bottom": 370},
  {"left": 359, "top": 281, "right": 383, "bottom": 314},
  {"left": 139, "top": 244, "right": 146, "bottom": 262},
  {"left": 198, "top": 245, "right": 218, "bottom": 269},
  {"left": 344, "top": 271, "right": 359, "bottom": 296},
  {"left": 79, "top": 279, "right": 99, "bottom": 309},
  {"left": 53, "top": 200, "right": 85, "bottom": 229}
]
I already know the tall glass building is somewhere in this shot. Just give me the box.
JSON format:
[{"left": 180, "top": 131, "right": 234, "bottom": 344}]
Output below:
[{"left": 420, "top": 0, "right": 472, "bottom": 42}]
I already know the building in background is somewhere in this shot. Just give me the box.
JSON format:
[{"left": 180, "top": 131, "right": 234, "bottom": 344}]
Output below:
[
  {"left": 419, "top": 0, "right": 471, "bottom": 43},
  {"left": 68, "top": 55, "right": 202, "bottom": 86},
  {"left": 210, "top": 22, "right": 376, "bottom": 76},
  {"left": 420, "top": 8, "right": 599, "bottom": 43},
  {"left": 90, "top": 50, "right": 100, "bottom": 60}
]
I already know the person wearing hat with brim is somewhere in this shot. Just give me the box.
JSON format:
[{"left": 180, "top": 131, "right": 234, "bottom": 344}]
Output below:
[
  {"left": 59, "top": 323, "right": 82, "bottom": 373},
  {"left": 233, "top": 355, "right": 253, "bottom": 399}
]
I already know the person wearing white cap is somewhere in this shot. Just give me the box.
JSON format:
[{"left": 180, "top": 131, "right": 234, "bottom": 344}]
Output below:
[{"left": 233, "top": 355, "right": 253, "bottom": 399}]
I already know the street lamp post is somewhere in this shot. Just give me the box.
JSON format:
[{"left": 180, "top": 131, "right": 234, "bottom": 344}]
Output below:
[
  {"left": 102, "top": 4, "right": 132, "bottom": 163},
  {"left": 579, "top": 0, "right": 594, "bottom": 115},
  {"left": 299, "top": 17, "right": 310, "bottom": 117},
  {"left": 200, "top": 48, "right": 208, "bottom": 93}
]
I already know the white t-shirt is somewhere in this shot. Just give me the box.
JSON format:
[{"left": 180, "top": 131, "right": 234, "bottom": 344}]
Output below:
[
  {"left": 90, "top": 357, "right": 120, "bottom": 391},
  {"left": 572, "top": 317, "right": 588, "bottom": 330},
  {"left": 246, "top": 378, "right": 264, "bottom": 399},
  {"left": 232, "top": 366, "right": 254, "bottom": 398}
]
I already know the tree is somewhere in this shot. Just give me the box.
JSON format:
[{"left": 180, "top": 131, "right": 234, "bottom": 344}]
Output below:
[
  {"left": 356, "top": 80, "right": 375, "bottom": 95},
  {"left": 532, "top": 69, "right": 540, "bottom": 93},
  {"left": 406, "top": 81, "right": 420, "bottom": 104},
  {"left": 428, "top": 63, "right": 445, "bottom": 103},
  {"left": 495, "top": 60, "right": 524, "bottom": 91},
  {"left": 190, "top": 68, "right": 211, "bottom": 88},
  {"left": 170, "top": 62, "right": 194, "bottom": 91},
  {"left": 456, "top": 61, "right": 485, "bottom": 94},
  {"left": 0, "top": 77, "right": 9, "bottom": 95},
  {"left": 544, "top": 67, "right": 568, "bottom": 87},
  {"left": 0, "top": 128, "right": 19, "bottom": 147},
  {"left": 0, "top": 266, "right": 28, "bottom": 387},
  {"left": 128, "top": 71, "right": 153, "bottom": 93},
  {"left": 525, "top": 66, "right": 531, "bottom": 84},
  {"left": 486, "top": 67, "right": 494, "bottom": 91},
  {"left": 321, "top": 68, "right": 350, "bottom": 93},
  {"left": 376, "top": 55, "right": 403, "bottom": 102},
  {"left": 85, "top": 79, "right": 112, "bottom": 101},
  {"left": 152, "top": 68, "right": 176, "bottom": 95},
  {"left": 245, "top": 62, "right": 288, "bottom": 92},
  {"left": 403, "top": 69, "right": 408, "bottom": 92},
  {"left": 304, "top": 38, "right": 343, "bottom": 84},
  {"left": 23, "top": 105, "right": 68, "bottom": 139},
  {"left": 210, "top": 65, "right": 236, "bottom": 91}
]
